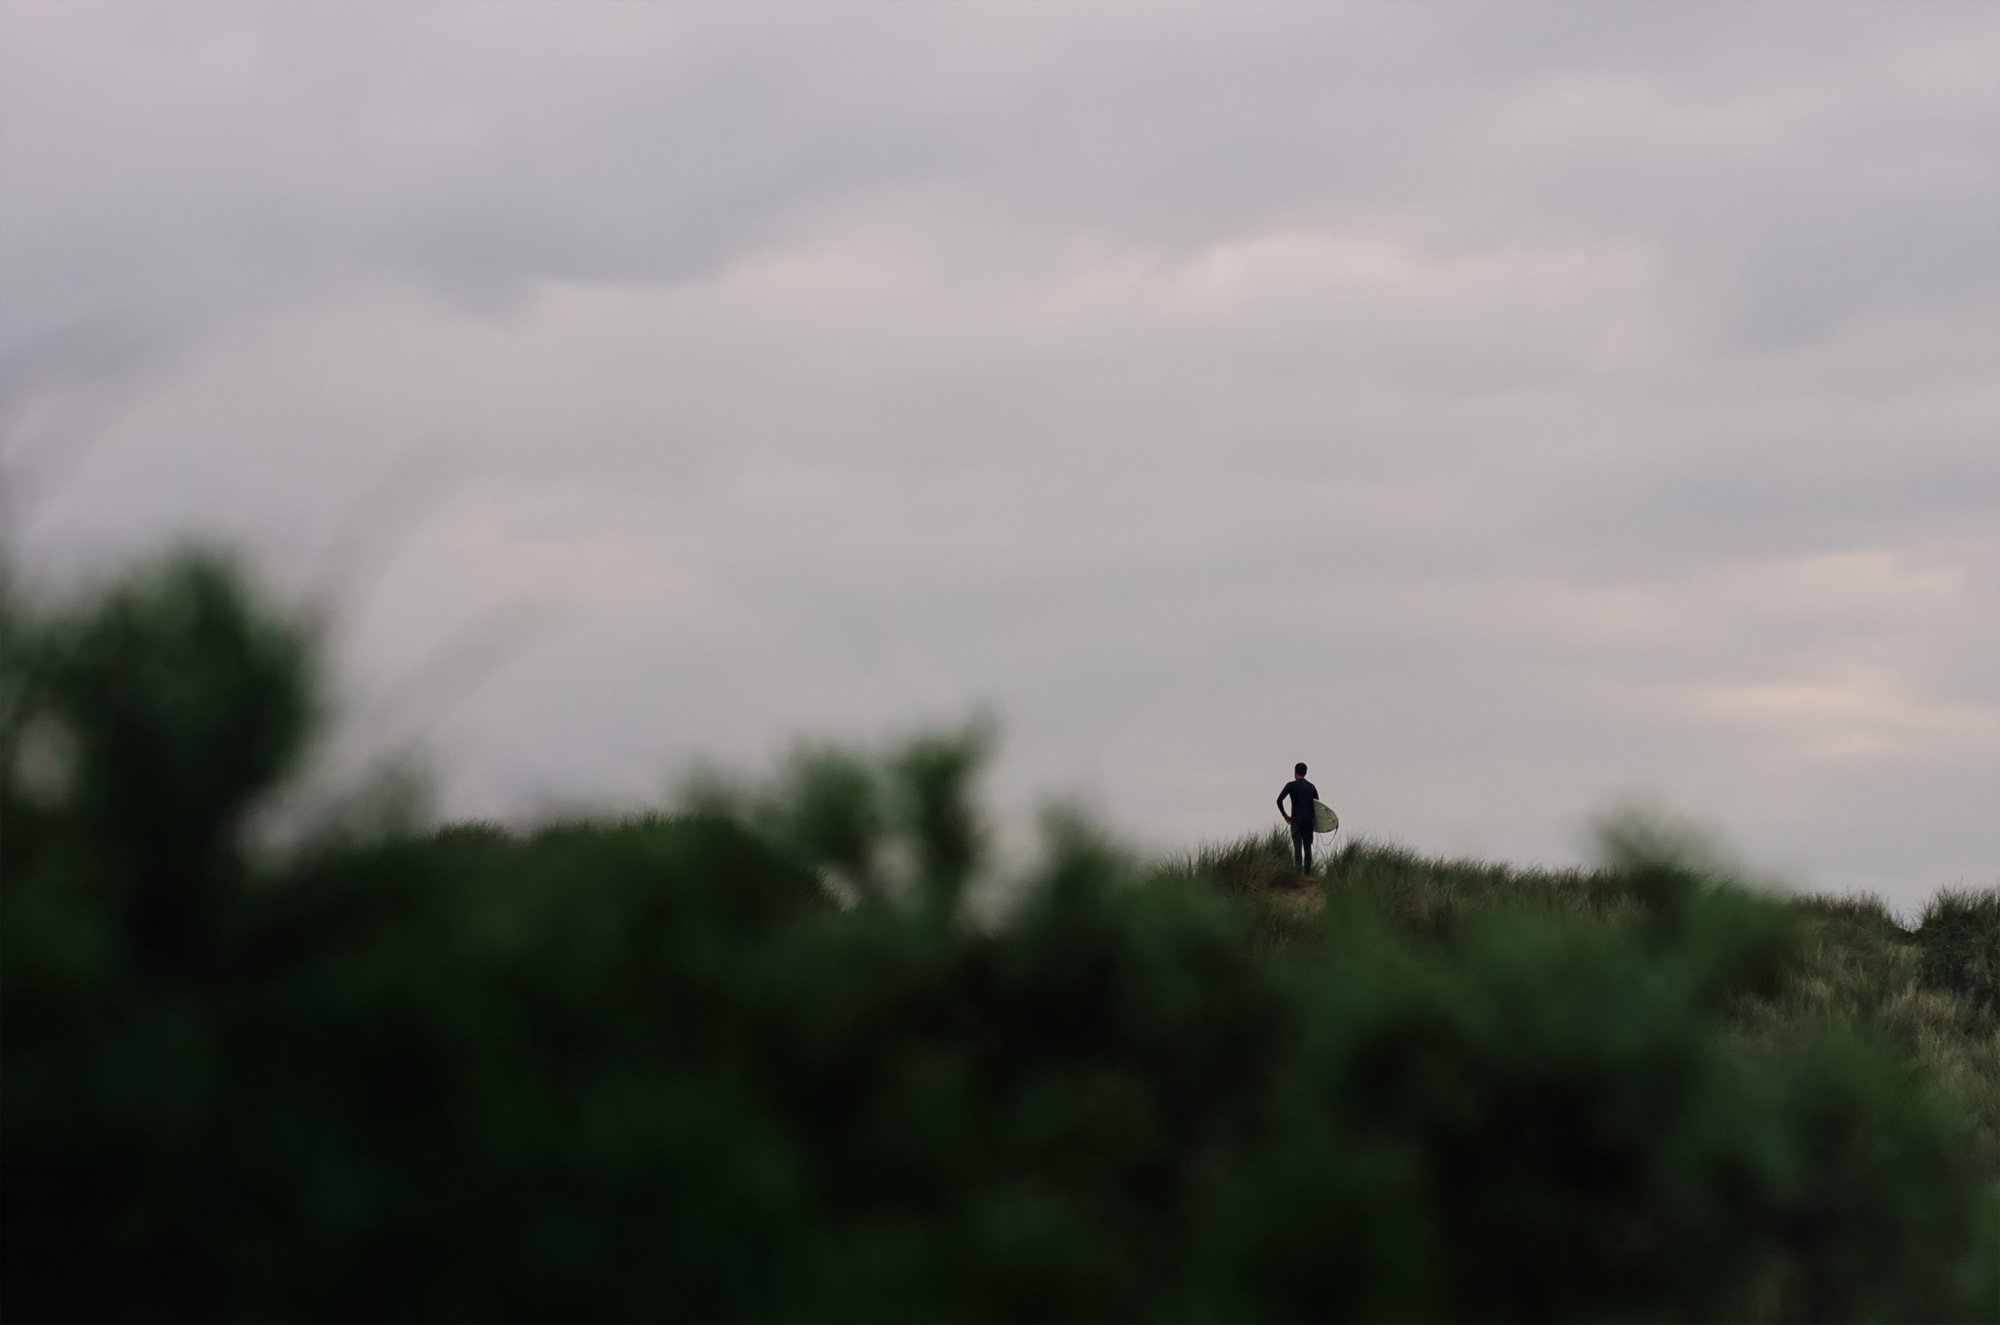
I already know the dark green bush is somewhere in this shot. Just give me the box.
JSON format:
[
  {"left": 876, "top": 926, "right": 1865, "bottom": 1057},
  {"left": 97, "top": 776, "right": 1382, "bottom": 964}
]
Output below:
[
  {"left": 4, "top": 549, "right": 1995, "bottom": 1322},
  {"left": 3, "top": 548, "right": 313, "bottom": 968}
]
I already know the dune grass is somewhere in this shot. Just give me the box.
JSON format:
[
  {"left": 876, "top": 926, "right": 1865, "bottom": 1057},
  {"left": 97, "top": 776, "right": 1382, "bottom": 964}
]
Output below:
[{"left": 1174, "top": 827, "right": 2000, "bottom": 1186}]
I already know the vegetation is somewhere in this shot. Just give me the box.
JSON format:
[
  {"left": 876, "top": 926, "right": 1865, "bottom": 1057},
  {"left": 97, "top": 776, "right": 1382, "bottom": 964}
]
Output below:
[{"left": 4, "top": 547, "right": 1996, "bottom": 1321}]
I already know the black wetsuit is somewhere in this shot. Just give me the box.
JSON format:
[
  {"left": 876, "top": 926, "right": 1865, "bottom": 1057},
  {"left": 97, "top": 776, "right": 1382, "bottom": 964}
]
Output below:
[{"left": 1279, "top": 778, "right": 1319, "bottom": 872}]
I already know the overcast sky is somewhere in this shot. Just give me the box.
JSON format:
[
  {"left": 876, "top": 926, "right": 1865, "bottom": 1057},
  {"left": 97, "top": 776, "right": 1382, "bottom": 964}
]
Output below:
[{"left": 3, "top": 1, "right": 1995, "bottom": 905}]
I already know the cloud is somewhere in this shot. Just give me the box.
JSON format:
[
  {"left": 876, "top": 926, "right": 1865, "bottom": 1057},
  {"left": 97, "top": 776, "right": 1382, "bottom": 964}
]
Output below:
[{"left": 3, "top": 0, "right": 1995, "bottom": 906}]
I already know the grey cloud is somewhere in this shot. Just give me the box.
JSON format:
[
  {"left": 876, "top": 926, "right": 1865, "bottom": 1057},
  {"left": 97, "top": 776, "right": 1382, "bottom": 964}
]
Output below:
[
  {"left": 7, "top": 3, "right": 1993, "bottom": 343},
  {"left": 2, "top": 0, "right": 1994, "bottom": 908}
]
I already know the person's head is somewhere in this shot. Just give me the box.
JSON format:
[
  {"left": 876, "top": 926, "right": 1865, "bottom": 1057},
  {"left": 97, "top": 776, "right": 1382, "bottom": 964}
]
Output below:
[{"left": 1295, "top": 762, "right": 1307, "bottom": 778}]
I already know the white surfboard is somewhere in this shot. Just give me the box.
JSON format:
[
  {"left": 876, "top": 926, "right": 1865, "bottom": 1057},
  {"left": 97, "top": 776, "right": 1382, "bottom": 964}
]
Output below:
[{"left": 1314, "top": 800, "right": 1338, "bottom": 834}]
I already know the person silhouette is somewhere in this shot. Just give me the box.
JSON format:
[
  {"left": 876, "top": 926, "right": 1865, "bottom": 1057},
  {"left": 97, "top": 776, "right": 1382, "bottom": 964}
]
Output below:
[{"left": 1276, "top": 762, "right": 1320, "bottom": 873}]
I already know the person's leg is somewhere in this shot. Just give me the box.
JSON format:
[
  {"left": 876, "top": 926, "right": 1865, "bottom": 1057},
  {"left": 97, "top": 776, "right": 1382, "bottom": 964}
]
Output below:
[{"left": 1301, "top": 830, "right": 1314, "bottom": 874}]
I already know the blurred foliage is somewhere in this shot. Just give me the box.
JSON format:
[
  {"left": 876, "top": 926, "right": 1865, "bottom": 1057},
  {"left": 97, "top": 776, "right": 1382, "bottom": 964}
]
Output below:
[{"left": 4, "top": 548, "right": 1997, "bottom": 1322}]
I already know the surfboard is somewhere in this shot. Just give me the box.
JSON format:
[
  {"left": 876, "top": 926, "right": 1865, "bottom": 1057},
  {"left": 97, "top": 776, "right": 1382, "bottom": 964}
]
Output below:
[{"left": 1314, "top": 800, "right": 1338, "bottom": 834}]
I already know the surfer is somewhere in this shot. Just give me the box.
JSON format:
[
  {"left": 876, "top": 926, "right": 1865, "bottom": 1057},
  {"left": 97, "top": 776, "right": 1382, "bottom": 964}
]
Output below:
[{"left": 1276, "top": 763, "right": 1320, "bottom": 873}]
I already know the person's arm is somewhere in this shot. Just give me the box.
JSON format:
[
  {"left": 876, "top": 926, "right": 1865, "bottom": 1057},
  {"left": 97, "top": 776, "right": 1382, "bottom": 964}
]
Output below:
[{"left": 1277, "top": 789, "right": 1289, "bottom": 819}]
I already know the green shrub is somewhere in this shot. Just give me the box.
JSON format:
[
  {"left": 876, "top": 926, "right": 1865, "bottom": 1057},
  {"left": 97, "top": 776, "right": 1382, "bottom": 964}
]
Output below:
[{"left": 4, "top": 548, "right": 1995, "bottom": 1322}]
